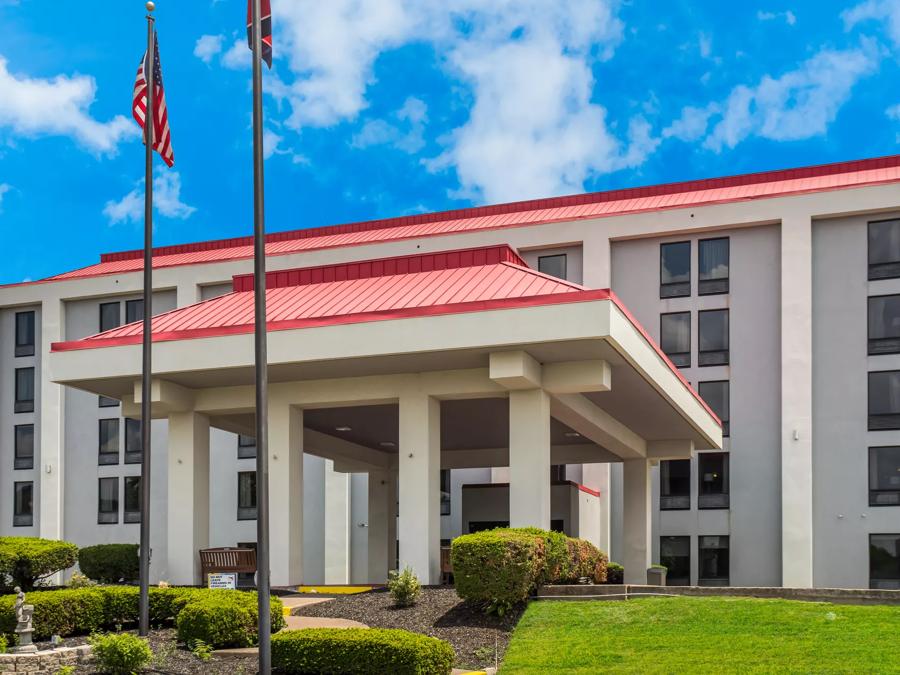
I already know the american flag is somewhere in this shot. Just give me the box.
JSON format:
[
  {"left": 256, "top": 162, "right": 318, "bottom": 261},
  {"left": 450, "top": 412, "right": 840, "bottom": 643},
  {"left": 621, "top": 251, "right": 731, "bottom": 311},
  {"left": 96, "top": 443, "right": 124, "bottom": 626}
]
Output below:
[
  {"left": 246, "top": 0, "right": 273, "bottom": 68},
  {"left": 132, "top": 32, "right": 174, "bottom": 168}
]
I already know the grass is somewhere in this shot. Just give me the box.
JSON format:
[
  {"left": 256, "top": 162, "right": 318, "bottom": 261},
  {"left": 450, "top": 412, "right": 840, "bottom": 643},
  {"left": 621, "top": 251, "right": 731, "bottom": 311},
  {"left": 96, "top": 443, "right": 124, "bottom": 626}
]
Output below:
[{"left": 500, "top": 596, "right": 900, "bottom": 674}]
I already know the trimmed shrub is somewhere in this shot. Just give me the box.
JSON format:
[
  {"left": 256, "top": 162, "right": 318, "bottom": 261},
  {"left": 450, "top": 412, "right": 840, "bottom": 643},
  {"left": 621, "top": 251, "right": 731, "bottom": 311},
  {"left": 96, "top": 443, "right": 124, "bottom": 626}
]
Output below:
[
  {"left": 88, "top": 632, "right": 153, "bottom": 675},
  {"left": 605, "top": 562, "right": 624, "bottom": 584},
  {"left": 0, "top": 634, "right": 6, "bottom": 654},
  {"left": 452, "top": 529, "right": 545, "bottom": 615},
  {"left": 78, "top": 544, "right": 139, "bottom": 583},
  {"left": 566, "top": 538, "right": 608, "bottom": 584},
  {"left": 505, "top": 527, "right": 571, "bottom": 584},
  {"left": 0, "top": 537, "right": 79, "bottom": 591},
  {"left": 176, "top": 593, "right": 285, "bottom": 649},
  {"left": 272, "top": 628, "right": 455, "bottom": 675},
  {"left": 388, "top": 565, "right": 421, "bottom": 607}
]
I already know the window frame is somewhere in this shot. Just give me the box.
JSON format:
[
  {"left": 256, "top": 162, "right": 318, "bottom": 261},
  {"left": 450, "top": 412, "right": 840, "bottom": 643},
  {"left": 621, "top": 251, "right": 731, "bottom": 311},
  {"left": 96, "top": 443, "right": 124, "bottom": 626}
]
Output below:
[
  {"left": 698, "top": 452, "right": 730, "bottom": 510},
  {"left": 125, "top": 299, "right": 144, "bottom": 325},
  {"left": 868, "top": 218, "right": 900, "bottom": 281},
  {"left": 98, "top": 418, "right": 120, "bottom": 465},
  {"left": 99, "top": 395, "right": 120, "bottom": 408},
  {"left": 14, "top": 424, "right": 34, "bottom": 470},
  {"left": 124, "top": 418, "right": 142, "bottom": 465},
  {"left": 868, "top": 370, "right": 900, "bottom": 431},
  {"left": 238, "top": 434, "right": 257, "bottom": 460},
  {"left": 98, "top": 477, "right": 119, "bottom": 524},
  {"left": 660, "top": 241, "right": 691, "bottom": 298},
  {"left": 698, "top": 535, "right": 730, "bottom": 586},
  {"left": 698, "top": 237, "right": 729, "bottom": 295},
  {"left": 124, "top": 476, "right": 141, "bottom": 524},
  {"left": 869, "top": 533, "right": 900, "bottom": 589},
  {"left": 537, "top": 254, "right": 567, "bottom": 281},
  {"left": 698, "top": 309, "right": 729, "bottom": 366},
  {"left": 13, "top": 481, "right": 33, "bottom": 527},
  {"left": 660, "top": 535, "right": 691, "bottom": 586},
  {"left": 660, "top": 459, "right": 691, "bottom": 511},
  {"left": 698, "top": 380, "right": 730, "bottom": 437},
  {"left": 14, "top": 311, "right": 35, "bottom": 357},
  {"left": 660, "top": 311, "right": 691, "bottom": 368},
  {"left": 14, "top": 367, "right": 34, "bottom": 413},
  {"left": 869, "top": 446, "right": 900, "bottom": 507},
  {"left": 440, "top": 469, "right": 451, "bottom": 516},
  {"left": 868, "top": 294, "right": 900, "bottom": 356},
  {"left": 238, "top": 471, "right": 257, "bottom": 521},
  {"left": 99, "top": 302, "right": 121, "bottom": 333}
]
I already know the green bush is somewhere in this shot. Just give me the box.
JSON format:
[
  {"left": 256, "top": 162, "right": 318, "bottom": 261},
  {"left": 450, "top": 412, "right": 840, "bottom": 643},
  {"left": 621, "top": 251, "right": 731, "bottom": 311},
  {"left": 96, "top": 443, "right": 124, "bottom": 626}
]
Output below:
[
  {"left": 272, "top": 628, "right": 455, "bottom": 675},
  {"left": 88, "top": 632, "right": 153, "bottom": 675},
  {"left": 0, "top": 634, "right": 6, "bottom": 654},
  {"left": 452, "top": 529, "right": 545, "bottom": 615},
  {"left": 566, "top": 538, "right": 608, "bottom": 584},
  {"left": 0, "top": 537, "right": 79, "bottom": 591},
  {"left": 605, "top": 562, "right": 624, "bottom": 584},
  {"left": 505, "top": 527, "right": 572, "bottom": 584},
  {"left": 388, "top": 565, "right": 421, "bottom": 608},
  {"left": 176, "top": 593, "right": 285, "bottom": 649},
  {"left": 78, "top": 544, "right": 139, "bottom": 584}
]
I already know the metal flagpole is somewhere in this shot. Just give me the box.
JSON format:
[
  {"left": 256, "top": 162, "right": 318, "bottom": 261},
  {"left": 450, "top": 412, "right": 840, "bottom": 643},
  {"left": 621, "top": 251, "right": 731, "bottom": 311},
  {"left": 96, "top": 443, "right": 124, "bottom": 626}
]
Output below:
[
  {"left": 250, "top": 1, "right": 272, "bottom": 672},
  {"left": 138, "top": 0, "right": 156, "bottom": 639}
]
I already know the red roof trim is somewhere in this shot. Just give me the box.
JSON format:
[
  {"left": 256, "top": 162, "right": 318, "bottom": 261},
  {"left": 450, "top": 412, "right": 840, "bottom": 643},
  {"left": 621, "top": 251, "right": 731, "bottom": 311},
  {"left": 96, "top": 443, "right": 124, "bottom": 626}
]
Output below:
[
  {"left": 231, "top": 244, "right": 527, "bottom": 292},
  {"left": 99, "top": 154, "right": 900, "bottom": 264}
]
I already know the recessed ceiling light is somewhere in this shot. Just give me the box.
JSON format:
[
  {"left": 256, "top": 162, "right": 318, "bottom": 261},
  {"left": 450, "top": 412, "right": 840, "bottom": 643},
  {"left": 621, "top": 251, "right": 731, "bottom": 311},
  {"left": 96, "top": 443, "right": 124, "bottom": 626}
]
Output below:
[
  {"left": 379, "top": 441, "right": 396, "bottom": 448},
  {"left": 335, "top": 426, "right": 352, "bottom": 432},
  {"left": 564, "top": 431, "right": 581, "bottom": 438}
]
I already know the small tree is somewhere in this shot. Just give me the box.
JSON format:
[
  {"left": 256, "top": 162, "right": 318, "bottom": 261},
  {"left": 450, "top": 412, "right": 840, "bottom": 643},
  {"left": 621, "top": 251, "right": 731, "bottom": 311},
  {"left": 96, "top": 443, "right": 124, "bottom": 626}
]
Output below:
[
  {"left": 0, "top": 537, "right": 78, "bottom": 591},
  {"left": 388, "top": 566, "right": 421, "bottom": 608}
]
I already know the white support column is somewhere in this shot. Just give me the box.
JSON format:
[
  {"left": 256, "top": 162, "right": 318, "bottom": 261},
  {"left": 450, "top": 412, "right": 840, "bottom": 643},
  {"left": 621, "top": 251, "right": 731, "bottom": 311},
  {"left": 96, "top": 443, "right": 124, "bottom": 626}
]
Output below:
[
  {"left": 622, "top": 458, "right": 651, "bottom": 585},
  {"left": 166, "top": 411, "right": 210, "bottom": 585},
  {"left": 176, "top": 282, "right": 201, "bottom": 308},
  {"left": 39, "top": 299, "right": 64, "bottom": 541},
  {"left": 387, "top": 471, "right": 398, "bottom": 573},
  {"left": 398, "top": 391, "right": 441, "bottom": 584},
  {"left": 781, "top": 214, "right": 814, "bottom": 588},
  {"left": 367, "top": 470, "right": 390, "bottom": 584},
  {"left": 509, "top": 388, "right": 551, "bottom": 529},
  {"left": 269, "top": 403, "right": 304, "bottom": 586},
  {"left": 582, "top": 463, "right": 611, "bottom": 553}
]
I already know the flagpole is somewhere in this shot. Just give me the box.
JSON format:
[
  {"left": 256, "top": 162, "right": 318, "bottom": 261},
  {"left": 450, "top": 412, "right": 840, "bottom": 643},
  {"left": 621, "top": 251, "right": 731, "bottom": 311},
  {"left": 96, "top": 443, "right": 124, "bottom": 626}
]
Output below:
[
  {"left": 138, "top": 0, "right": 156, "bottom": 639},
  {"left": 250, "top": 0, "right": 272, "bottom": 672}
]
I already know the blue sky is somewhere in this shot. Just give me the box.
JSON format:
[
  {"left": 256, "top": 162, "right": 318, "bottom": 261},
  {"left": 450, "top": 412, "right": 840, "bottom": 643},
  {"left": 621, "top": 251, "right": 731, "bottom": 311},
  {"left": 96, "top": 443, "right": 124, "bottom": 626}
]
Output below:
[{"left": 1, "top": 0, "right": 899, "bottom": 284}]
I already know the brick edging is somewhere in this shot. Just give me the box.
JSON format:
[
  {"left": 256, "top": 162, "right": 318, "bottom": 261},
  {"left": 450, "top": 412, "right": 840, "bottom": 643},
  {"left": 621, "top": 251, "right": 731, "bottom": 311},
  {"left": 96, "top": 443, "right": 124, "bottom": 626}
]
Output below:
[{"left": 0, "top": 645, "right": 92, "bottom": 674}]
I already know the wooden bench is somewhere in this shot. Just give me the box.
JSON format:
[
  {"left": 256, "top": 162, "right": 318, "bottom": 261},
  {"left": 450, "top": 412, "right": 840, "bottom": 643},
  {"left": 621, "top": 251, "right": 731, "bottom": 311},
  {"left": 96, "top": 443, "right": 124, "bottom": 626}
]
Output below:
[{"left": 199, "top": 547, "right": 257, "bottom": 583}]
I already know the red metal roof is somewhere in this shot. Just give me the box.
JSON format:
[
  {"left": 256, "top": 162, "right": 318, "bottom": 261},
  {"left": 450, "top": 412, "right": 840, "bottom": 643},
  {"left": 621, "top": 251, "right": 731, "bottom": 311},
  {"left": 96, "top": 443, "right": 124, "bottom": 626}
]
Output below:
[{"left": 40, "top": 154, "right": 900, "bottom": 283}]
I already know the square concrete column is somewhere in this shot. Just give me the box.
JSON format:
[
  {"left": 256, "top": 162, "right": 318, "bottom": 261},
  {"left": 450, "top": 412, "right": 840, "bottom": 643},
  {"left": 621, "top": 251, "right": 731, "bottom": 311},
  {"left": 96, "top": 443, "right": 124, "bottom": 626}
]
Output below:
[
  {"left": 166, "top": 411, "right": 210, "bottom": 585},
  {"left": 622, "top": 458, "right": 651, "bottom": 584},
  {"left": 509, "top": 388, "right": 551, "bottom": 529},
  {"left": 269, "top": 404, "right": 304, "bottom": 586},
  {"left": 398, "top": 392, "right": 441, "bottom": 584},
  {"left": 367, "top": 470, "right": 391, "bottom": 583},
  {"left": 387, "top": 471, "right": 398, "bottom": 573}
]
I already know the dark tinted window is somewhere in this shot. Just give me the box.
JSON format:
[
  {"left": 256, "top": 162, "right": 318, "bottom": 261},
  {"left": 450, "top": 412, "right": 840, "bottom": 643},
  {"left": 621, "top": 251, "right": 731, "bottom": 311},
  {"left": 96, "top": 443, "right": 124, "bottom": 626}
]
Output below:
[
  {"left": 98, "top": 477, "right": 119, "bottom": 524},
  {"left": 870, "top": 534, "right": 900, "bottom": 589},
  {"left": 15, "top": 311, "right": 35, "bottom": 357},
  {"left": 660, "top": 242, "right": 690, "bottom": 297},
  {"left": 13, "top": 481, "right": 33, "bottom": 527},
  {"left": 869, "top": 219, "right": 900, "bottom": 280},
  {"left": 660, "top": 460, "right": 690, "bottom": 510},
  {"left": 440, "top": 469, "right": 451, "bottom": 516},
  {"left": 124, "top": 476, "right": 141, "bottom": 523},
  {"left": 15, "top": 367, "right": 34, "bottom": 413},
  {"left": 14, "top": 424, "right": 33, "bottom": 470},
  {"left": 698, "top": 535, "right": 729, "bottom": 586},
  {"left": 238, "top": 471, "right": 257, "bottom": 520},
  {"left": 660, "top": 536, "right": 690, "bottom": 586},
  {"left": 699, "top": 381, "right": 729, "bottom": 436},
  {"left": 238, "top": 434, "right": 256, "bottom": 460},
  {"left": 660, "top": 312, "right": 690, "bottom": 367},
  {"left": 125, "top": 299, "right": 144, "bottom": 324},
  {"left": 869, "top": 371, "right": 900, "bottom": 430},
  {"left": 99, "top": 395, "right": 119, "bottom": 408},
  {"left": 125, "top": 418, "right": 142, "bottom": 464},
  {"left": 870, "top": 447, "right": 900, "bottom": 507},
  {"left": 698, "top": 238, "right": 729, "bottom": 295},
  {"left": 98, "top": 418, "right": 119, "bottom": 465},
  {"left": 869, "top": 295, "right": 900, "bottom": 355},
  {"left": 698, "top": 452, "right": 729, "bottom": 509},
  {"left": 537, "top": 254, "right": 567, "bottom": 280},
  {"left": 698, "top": 309, "right": 729, "bottom": 366},
  {"left": 99, "top": 302, "right": 120, "bottom": 332}
]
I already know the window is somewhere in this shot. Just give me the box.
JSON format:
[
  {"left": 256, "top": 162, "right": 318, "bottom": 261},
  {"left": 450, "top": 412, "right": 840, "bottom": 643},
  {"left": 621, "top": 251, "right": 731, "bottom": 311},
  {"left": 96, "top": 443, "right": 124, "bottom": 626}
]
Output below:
[
  {"left": 538, "top": 254, "right": 567, "bottom": 280},
  {"left": 125, "top": 418, "right": 142, "bottom": 464},
  {"left": 660, "top": 242, "right": 690, "bottom": 298},
  {"left": 660, "top": 460, "right": 690, "bottom": 510},
  {"left": 550, "top": 464, "right": 567, "bottom": 482},
  {"left": 869, "top": 295, "right": 900, "bottom": 355},
  {"left": 660, "top": 536, "right": 690, "bottom": 586},
  {"left": 124, "top": 476, "right": 141, "bottom": 524},
  {"left": 869, "top": 447, "right": 900, "bottom": 506},
  {"left": 698, "top": 535, "right": 729, "bottom": 586},
  {"left": 238, "top": 471, "right": 257, "bottom": 520},
  {"left": 99, "top": 302, "right": 121, "bottom": 332},
  {"left": 869, "top": 371, "right": 900, "bottom": 430},
  {"left": 869, "top": 219, "right": 900, "bottom": 280},
  {"left": 14, "top": 424, "right": 34, "bottom": 470},
  {"left": 440, "top": 469, "right": 451, "bottom": 516},
  {"left": 698, "top": 309, "right": 729, "bottom": 366},
  {"left": 698, "top": 381, "right": 729, "bottom": 437},
  {"left": 698, "top": 452, "right": 729, "bottom": 509},
  {"left": 15, "top": 311, "right": 35, "bottom": 357},
  {"left": 660, "top": 312, "right": 691, "bottom": 367},
  {"left": 125, "top": 299, "right": 144, "bottom": 324},
  {"left": 99, "top": 395, "right": 119, "bottom": 408},
  {"left": 98, "top": 419, "right": 119, "bottom": 465},
  {"left": 698, "top": 238, "right": 729, "bottom": 295},
  {"left": 98, "top": 477, "right": 119, "bottom": 524},
  {"left": 238, "top": 434, "right": 256, "bottom": 460},
  {"left": 870, "top": 534, "right": 900, "bottom": 589},
  {"left": 13, "top": 482, "right": 33, "bottom": 527},
  {"left": 15, "top": 367, "right": 34, "bottom": 413}
]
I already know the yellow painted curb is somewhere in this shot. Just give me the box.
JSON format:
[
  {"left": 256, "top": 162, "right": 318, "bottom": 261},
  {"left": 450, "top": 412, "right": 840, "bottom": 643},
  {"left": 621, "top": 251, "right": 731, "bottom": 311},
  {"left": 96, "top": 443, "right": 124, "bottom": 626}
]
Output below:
[{"left": 295, "top": 585, "right": 375, "bottom": 595}]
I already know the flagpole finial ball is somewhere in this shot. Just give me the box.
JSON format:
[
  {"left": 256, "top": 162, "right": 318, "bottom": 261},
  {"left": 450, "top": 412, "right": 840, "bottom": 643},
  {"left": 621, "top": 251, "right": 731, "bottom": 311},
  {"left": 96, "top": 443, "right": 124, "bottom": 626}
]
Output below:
[{"left": 146, "top": 2, "right": 155, "bottom": 12}]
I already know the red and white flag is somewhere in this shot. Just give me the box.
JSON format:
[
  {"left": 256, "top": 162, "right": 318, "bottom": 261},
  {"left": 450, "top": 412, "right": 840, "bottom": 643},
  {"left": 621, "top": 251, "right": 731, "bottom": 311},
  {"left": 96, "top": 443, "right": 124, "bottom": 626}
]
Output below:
[
  {"left": 247, "top": 0, "right": 273, "bottom": 68},
  {"left": 132, "top": 32, "right": 174, "bottom": 168}
]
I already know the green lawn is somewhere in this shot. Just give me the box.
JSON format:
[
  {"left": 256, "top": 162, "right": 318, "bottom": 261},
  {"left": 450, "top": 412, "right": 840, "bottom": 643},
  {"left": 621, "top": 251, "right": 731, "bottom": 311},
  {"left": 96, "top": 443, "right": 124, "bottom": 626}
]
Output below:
[{"left": 500, "top": 596, "right": 900, "bottom": 674}]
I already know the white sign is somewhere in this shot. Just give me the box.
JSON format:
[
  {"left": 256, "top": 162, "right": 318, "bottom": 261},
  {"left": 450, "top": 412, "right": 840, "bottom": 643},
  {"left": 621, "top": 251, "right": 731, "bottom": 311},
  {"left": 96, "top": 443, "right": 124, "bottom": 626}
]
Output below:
[{"left": 207, "top": 573, "right": 237, "bottom": 590}]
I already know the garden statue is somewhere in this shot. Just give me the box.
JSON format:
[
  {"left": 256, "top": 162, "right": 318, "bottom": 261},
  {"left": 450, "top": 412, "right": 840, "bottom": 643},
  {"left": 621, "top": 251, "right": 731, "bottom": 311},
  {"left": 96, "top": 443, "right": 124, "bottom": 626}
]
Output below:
[{"left": 9, "top": 587, "right": 37, "bottom": 653}]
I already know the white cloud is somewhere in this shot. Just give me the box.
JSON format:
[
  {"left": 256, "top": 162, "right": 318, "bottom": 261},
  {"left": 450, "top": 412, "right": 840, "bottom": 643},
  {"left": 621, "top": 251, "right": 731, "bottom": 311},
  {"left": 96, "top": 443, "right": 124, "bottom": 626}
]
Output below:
[
  {"left": 662, "top": 104, "right": 719, "bottom": 142},
  {"left": 263, "top": 127, "right": 284, "bottom": 159},
  {"left": 757, "top": 10, "right": 797, "bottom": 25},
  {"left": 887, "top": 102, "right": 900, "bottom": 119},
  {"left": 698, "top": 33, "right": 712, "bottom": 58},
  {"left": 0, "top": 55, "right": 134, "bottom": 154},
  {"left": 194, "top": 34, "right": 225, "bottom": 64},
  {"left": 843, "top": 0, "right": 900, "bottom": 45},
  {"left": 221, "top": 38, "right": 250, "bottom": 69},
  {"left": 352, "top": 96, "right": 428, "bottom": 153},
  {"left": 104, "top": 172, "right": 197, "bottom": 225},
  {"left": 703, "top": 43, "right": 879, "bottom": 152},
  {"left": 0, "top": 183, "right": 10, "bottom": 210}
]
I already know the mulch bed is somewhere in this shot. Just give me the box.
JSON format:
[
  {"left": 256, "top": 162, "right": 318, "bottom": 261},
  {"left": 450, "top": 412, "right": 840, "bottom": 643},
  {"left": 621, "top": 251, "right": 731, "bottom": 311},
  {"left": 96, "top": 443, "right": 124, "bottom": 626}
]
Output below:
[{"left": 293, "top": 586, "right": 524, "bottom": 671}]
